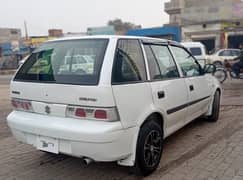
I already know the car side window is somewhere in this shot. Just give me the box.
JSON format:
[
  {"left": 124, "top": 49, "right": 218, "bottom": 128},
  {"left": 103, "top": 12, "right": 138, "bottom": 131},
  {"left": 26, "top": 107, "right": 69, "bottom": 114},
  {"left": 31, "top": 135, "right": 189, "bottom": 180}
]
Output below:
[
  {"left": 219, "top": 50, "right": 231, "bottom": 56},
  {"left": 232, "top": 50, "right": 240, "bottom": 56},
  {"left": 189, "top": 47, "right": 202, "bottom": 56},
  {"left": 27, "top": 49, "right": 53, "bottom": 74},
  {"left": 112, "top": 39, "right": 147, "bottom": 83},
  {"left": 144, "top": 44, "right": 179, "bottom": 80},
  {"left": 170, "top": 46, "right": 201, "bottom": 77}
]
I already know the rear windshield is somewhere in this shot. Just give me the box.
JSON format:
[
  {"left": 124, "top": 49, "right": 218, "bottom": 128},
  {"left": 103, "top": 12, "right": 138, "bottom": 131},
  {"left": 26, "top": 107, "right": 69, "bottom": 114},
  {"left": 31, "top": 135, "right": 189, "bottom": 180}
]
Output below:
[
  {"left": 189, "top": 47, "right": 202, "bottom": 56},
  {"left": 14, "top": 39, "right": 109, "bottom": 85}
]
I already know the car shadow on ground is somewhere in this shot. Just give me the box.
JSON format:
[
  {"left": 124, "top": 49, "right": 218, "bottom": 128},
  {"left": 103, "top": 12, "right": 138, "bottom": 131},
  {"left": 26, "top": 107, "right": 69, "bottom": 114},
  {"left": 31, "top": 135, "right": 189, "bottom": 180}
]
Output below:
[{"left": 29, "top": 116, "right": 219, "bottom": 179}]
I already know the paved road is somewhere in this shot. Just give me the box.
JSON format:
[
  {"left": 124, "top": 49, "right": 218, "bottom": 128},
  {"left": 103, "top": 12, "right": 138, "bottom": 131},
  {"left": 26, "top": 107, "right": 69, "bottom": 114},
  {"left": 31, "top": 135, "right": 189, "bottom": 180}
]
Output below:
[
  {"left": 0, "top": 80, "right": 243, "bottom": 180},
  {"left": 0, "top": 75, "right": 12, "bottom": 85},
  {"left": 221, "top": 79, "right": 243, "bottom": 106}
]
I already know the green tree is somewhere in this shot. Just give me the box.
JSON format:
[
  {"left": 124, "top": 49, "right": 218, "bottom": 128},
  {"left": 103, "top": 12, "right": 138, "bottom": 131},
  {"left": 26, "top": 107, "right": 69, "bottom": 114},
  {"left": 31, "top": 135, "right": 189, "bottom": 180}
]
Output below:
[{"left": 108, "top": 19, "right": 141, "bottom": 34}]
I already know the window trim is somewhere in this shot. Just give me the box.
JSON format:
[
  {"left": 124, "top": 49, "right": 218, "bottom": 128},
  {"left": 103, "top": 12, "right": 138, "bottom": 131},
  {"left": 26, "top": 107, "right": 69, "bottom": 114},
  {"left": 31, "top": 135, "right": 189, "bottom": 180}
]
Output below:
[
  {"left": 169, "top": 45, "right": 204, "bottom": 78},
  {"left": 147, "top": 45, "right": 163, "bottom": 78},
  {"left": 143, "top": 43, "right": 181, "bottom": 82},
  {"left": 111, "top": 38, "right": 148, "bottom": 85}
]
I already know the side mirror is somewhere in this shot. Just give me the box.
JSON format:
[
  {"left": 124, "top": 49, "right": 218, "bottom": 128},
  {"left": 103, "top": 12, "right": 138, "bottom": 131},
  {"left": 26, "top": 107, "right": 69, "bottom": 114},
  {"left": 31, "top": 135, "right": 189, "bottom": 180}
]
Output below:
[{"left": 204, "top": 64, "right": 216, "bottom": 74}]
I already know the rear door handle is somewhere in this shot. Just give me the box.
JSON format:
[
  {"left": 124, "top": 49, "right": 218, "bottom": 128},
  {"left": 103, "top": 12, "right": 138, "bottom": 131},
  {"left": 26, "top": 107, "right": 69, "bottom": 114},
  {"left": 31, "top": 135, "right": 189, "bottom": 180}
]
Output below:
[
  {"left": 189, "top": 85, "right": 194, "bottom": 91},
  {"left": 157, "top": 91, "right": 165, "bottom": 99}
]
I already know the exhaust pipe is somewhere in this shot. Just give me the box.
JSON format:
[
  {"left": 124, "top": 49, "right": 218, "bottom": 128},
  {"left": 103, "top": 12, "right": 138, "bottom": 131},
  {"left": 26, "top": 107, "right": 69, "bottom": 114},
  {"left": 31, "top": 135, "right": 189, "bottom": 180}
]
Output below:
[{"left": 83, "top": 157, "right": 93, "bottom": 166}]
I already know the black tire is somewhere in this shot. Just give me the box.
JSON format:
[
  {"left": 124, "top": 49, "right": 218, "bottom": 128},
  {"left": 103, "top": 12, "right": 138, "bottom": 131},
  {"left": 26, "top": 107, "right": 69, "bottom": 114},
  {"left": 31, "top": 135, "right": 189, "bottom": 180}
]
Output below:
[
  {"left": 133, "top": 120, "right": 163, "bottom": 176},
  {"left": 214, "top": 68, "right": 227, "bottom": 83},
  {"left": 40, "top": 150, "right": 54, "bottom": 155},
  {"left": 207, "top": 91, "right": 220, "bottom": 122}
]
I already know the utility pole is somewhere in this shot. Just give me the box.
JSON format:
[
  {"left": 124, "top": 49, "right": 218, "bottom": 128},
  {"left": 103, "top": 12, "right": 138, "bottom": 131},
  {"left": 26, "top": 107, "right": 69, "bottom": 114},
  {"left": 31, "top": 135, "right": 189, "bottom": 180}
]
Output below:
[{"left": 24, "top": 21, "right": 29, "bottom": 40}]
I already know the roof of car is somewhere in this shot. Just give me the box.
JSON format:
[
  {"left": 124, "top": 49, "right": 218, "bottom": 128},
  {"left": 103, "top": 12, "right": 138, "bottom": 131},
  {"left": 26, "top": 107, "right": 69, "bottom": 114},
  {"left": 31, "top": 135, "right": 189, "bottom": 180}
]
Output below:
[
  {"left": 218, "top": 48, "right": 240, "bottom": 51},
  {"left": 181, "top": 42, "right": 205, "bottom": 47},
  {"left": 47, "top": 35, "right": 181, "bottom": 46}
]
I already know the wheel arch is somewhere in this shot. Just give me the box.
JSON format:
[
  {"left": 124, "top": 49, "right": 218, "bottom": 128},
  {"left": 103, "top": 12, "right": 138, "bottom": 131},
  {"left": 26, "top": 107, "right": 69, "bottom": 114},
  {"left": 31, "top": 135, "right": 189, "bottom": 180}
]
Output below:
[
  {"left": 216, "top": 87, "right": 221, "bottom": 96},
  {"left": 118, "top": 111, "right": 165, "bottom": 167},
  {"left": 213, "top": 60, "right": 223, "bottom": 66},
  {"left": 140, "top": 112, "right": 165, "bottom": 139},
  {"left": 206, "top": 87, "right": 221, "bottom": 116},
  {"left": 214, "top": 84, "right": 222, "bottom": 98}
]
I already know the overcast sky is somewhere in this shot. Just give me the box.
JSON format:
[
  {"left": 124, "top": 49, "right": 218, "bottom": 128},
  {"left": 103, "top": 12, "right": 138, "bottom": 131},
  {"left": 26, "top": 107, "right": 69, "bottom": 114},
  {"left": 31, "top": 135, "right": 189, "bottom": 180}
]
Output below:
[{"left": 0, "top": 0, "right": 169, "bottom": 36}]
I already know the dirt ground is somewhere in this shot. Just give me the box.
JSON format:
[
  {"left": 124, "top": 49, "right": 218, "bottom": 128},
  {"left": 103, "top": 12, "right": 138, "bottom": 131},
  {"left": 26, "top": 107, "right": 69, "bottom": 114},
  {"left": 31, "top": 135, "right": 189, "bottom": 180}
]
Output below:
[{"left": 0, "top": 78, "right": 243, "bottom": 180}]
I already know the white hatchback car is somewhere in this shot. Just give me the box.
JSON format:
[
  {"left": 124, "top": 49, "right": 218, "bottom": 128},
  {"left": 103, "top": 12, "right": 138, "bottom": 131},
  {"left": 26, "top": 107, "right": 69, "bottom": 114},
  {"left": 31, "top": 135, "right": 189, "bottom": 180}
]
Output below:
[{"left": 7, "top": 36, "right": 221, "bottom": 176}]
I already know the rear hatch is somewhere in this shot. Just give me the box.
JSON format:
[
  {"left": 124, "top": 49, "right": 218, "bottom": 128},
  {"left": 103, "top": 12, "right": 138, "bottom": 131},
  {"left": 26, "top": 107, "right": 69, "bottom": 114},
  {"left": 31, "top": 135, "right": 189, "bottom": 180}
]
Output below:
[{"left": 11, "top": 38, "right": 117, "bottom": 121}]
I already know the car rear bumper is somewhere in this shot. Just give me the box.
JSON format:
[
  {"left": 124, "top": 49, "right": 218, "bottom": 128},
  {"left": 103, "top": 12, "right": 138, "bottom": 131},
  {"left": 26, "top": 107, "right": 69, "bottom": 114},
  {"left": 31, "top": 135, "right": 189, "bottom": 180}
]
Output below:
[{"left": 7, "top": 111, "right": 138, "bottom": 162}]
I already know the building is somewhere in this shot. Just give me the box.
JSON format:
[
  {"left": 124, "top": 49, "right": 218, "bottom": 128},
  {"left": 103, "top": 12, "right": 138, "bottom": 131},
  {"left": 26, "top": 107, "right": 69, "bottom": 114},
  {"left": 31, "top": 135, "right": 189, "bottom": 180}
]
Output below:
[
  {"left": 164, "top": 0, "right": 184, "bottom": 26},
  {"left": 127, "top": 26, "right": 181, "bottom": 42},
  {"left": 24, "top": 36, "right": 57, "bottom": 48},
  {"left": 64, "top": 32, "right": 87, "bottom": 37},
  {"left": 0, "top": 28, "right": 21, "bottom": 44},
  {"left": 165, "top": 0, "right": 243, "bottom": 52},
  {"left": 0, "top": 28, "right": 23, "bottom": 56},
  {"left": 48, "top": 29, "right": 63, "bottom": 37}
]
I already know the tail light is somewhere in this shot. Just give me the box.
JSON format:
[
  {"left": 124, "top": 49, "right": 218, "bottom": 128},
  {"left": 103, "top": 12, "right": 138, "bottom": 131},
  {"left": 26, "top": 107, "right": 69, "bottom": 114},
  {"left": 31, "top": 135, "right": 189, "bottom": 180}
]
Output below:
[
  {"left": 11, "top": 98, "right": 33, "bottom": 112},
  {"left": 94, "top": 110, "right": 107, "bottom": 119},
  {"left": 66, "top": 106, "right": 119, "bottom": 122}
]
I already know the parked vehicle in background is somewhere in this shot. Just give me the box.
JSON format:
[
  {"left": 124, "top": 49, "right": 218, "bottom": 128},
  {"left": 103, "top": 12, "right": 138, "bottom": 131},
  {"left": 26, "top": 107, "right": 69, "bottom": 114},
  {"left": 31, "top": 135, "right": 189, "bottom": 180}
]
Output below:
[
  {"left": 59, "top": 55, "right": 94, "bottom": 74},
  {"left": 181, "top": 42, "right": 207, "bottom": 67},
  {"left": 207, "top": 49, "right": 240, "bottom": 67},
  {"left": 7, "top": 36, "right": 221, "bottom": 176}
]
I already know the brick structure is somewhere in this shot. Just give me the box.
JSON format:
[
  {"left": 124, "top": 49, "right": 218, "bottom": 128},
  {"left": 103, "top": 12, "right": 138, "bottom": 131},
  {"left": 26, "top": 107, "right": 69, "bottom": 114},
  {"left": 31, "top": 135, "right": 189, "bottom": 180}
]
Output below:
[{"left": 165, "top": 0, "right": 243, "bottom": 52}]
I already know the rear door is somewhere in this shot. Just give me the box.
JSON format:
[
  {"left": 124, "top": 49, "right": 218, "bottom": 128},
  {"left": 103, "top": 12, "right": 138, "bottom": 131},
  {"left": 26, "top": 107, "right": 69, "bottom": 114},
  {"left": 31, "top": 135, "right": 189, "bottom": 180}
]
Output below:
[
  {"left": 170, "top": 46, "right": 211, "bottom": 123},
  {"left": 143, "top": 43, "right": 189, "bottom": 136},
  {"left": 111, "top": 39, "right": 153, "bottom": 128}
]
